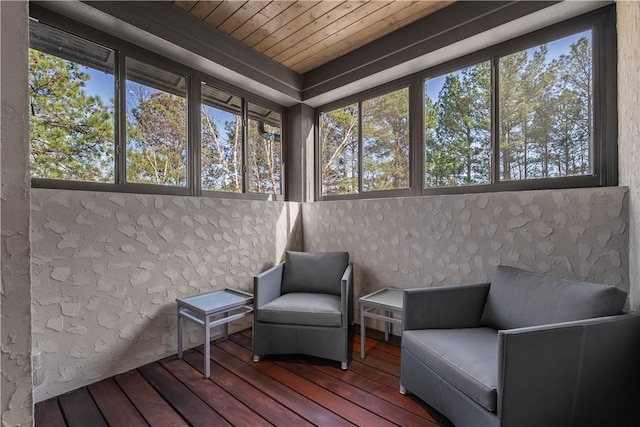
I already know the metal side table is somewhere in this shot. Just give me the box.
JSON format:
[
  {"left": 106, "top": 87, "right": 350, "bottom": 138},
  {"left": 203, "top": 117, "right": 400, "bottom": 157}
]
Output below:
[
  {"left": 359, "top": 287, "right": 404, "bottom": 358},
  {"left": 177, "top": 288, "right": 253, "bottom": 378}
]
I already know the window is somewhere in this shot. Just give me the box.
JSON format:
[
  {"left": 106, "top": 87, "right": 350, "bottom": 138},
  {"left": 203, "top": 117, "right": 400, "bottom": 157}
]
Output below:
[
  {"left": 317, "top": 7, "right": 615, "bottom": 200},
  {"left": 425, "top": 63, "right": 491, "bottom": 188},
  {"left": 319, "top": 87, "right": 410, "bottom": 197},
  {"left": 28, "top": 12, "right": 285, "bottom": 199},
  {"left": 499, "top": 31, "right": 593, "bottom": 181},
  {"left": 320, "top": 103, "right": 359, "bottom": 196},
  {"left": 362, "top": 88, "right": 410, "bottom": 191},
  {"left": 424, "top": 30, "right": 597, "bottom": 190},
  {"left": 126, "top": 58, "right": 188, "bottom": 187},
  {"left": 200, "top": 83, "right": 243, "bottom": 192},
  {"left": 248, "top": 103, "right": 282, "bottom": 194},
  {"left": 29, "top": 19, "right": 115, "bottom": 182}
]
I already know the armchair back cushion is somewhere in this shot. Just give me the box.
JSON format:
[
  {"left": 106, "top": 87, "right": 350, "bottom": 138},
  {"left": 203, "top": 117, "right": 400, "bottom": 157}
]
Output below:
[
  {"left": 481, "top": 265, "right": 627, "bottom": 330},
  {"left": 281, "top": 251, "right": 349, "bottom": 296}
]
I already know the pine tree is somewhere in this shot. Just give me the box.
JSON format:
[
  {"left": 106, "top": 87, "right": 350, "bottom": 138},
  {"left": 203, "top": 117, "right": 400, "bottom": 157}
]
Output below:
[
  {"left": 126, "top": 83, "right": 188, "bottom": 186},
  {"left": 29, "top": 50, "right": 114, "bottom": 181}
]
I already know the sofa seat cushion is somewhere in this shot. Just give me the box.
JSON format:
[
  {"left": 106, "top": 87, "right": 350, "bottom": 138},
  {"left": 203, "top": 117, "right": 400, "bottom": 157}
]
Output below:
[
  {"left": 481, "top": 265, "right": 628, "bottom": 330},
  {"left": 403, "top": 327, "right": 498, "bottom": 412},
  {"left": 257, "top": 293, "right": 342, "bottom": 327}
]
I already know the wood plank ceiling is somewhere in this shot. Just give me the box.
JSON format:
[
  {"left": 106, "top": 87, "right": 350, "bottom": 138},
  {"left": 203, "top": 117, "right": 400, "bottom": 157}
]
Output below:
[{"left": 173, "top": 1, "right": 456, "bottom": 74}]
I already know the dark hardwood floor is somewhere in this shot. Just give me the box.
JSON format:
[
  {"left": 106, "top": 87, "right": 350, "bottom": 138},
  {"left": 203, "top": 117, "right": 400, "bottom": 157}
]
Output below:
[{"left": 35, "top": 328, "right": 452, "bottom": 426}]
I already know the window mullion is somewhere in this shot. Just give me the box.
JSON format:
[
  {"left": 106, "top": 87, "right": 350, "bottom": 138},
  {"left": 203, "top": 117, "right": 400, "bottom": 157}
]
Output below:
[
  {"left": 491, "top": 56, "right": 500, "bottom": 185},
  {"left": 189, "top": 74, "right": 201, "bottom": 197},
  {"left": 411, "top": 76, "right": 424, "bottom": 196},
  {"left": 357, "top": 101, "right": 363, "bottom": 193},
  {"left": 116, "top": 52, "right": 127, "bottom": 185},
  {"left": 242, "top": 97, "right": 248, "bottom": 194}
]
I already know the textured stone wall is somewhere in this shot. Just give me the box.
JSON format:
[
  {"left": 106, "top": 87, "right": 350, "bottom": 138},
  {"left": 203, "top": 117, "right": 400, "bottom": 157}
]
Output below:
[
  {"left": 1, "top": 2, "right": 33, "bottom": 425},
  {"left": 617, "top": 0, "right": 640, "bottom": 311},
  {"left": 303, "top": 187, "right": 629, "bottom": 330},
  {"left": 31, "top": 189, "right": 302, "bottom": 402}
]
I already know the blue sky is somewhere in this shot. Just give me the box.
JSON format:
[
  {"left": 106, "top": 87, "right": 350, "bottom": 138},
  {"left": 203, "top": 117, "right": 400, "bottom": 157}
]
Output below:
[
  {"left": 82, "top": 68, "right": 234, "bottom": 135},
  {"left": 425, "top": 30, "right": 590, "bottom": 102},
  {"left": 82, "top": 67, "right": 115, "bottom": 105},
  {"left": 82, "top": 29, "right": 590, "bottom": 118}
]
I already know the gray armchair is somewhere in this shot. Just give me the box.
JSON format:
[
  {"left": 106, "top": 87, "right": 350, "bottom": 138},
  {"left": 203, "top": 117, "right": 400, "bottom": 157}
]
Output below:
[
  {"left": 400, "top": 265, "right": 640, "bottom": 427},
  {"left": 252, "top": 251, "right": 353, "bottom": 369}
]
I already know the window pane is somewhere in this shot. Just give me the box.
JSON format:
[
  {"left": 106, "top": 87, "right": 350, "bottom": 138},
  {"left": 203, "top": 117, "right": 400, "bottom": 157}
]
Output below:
[
  {"left": 200, "top": 83, "right": 243, "bottom": 192},
  {"left": 499, "top": 31, "right": 593, "bottom": 180},
  {"left": 248, "top": 103, "right": 281, "bottom": 194},
  {"left": 424, "top": 62, "right": 491, "bottom": 188},
  {"left": 362, "top": 88, "right": 410, "bottom": 191},
  {"left": 29, "top": 20, "right": 115, "bottom": 182},
  {"left": 126, "top": 58, "right": 187, "bottom": 186},
  {"left": 320, "top": 104, "right": 359, "bottom": 196}
]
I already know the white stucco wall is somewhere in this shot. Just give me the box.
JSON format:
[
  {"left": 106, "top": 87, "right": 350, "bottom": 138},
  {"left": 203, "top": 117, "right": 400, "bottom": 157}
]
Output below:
[
  {"left": 1, "top": 1, "right": 33, "bottom": 426},
  {"left": 303, "top": 187, "right": 629, "bottom": 330},
  {"left": 30, "top": 189, "right": 302, "bottom": 402},
  {"left": 617, "top": 0, "right": 640, "bottom": 311}
]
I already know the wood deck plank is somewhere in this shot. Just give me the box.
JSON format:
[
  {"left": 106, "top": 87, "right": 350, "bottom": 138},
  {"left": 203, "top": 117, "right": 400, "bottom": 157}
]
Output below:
[
  {"left": 115, "top": 370, "right": 188, "bottom": 427},
  {"left": 88, "top": 378, "right": 148, "bottom": 427},
  {"left": 200, "top": 344, "right": 354, "bottom": 426},
  {"left": 34, "top": 398, "right": 66, "bottom": 427},
  {"left": 352, "top": 349, "right": 401, "bottom": 377},
  {"left": 181, "top": 350, "right": 313, "bottom": 427},
  {"left": 35, "top": 330, "right": 452, "bottom": 427},
  {"left": 160, "top": 357, "right": 271, "bottom": 427},
  {"left": 218, "top": 339, "right": 397, "bottom": 427},
  {"left": 312, "top": 360, "right": 443, "bottom": 422},
  {"left": 58, "top": 388, "right": 107, "bottom": 427},
  {"left": 137, "top": 363, "right": 231, "bottom": 426},
  {"left": 277, "top": 358, "right": 440, "bottom": 427}
]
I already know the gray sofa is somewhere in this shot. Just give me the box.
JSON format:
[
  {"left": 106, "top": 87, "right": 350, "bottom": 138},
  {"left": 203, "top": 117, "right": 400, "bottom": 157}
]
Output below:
[
  {"left": 400, "top": 265, "right": 640, "bottom": 427},
  {"left": 252, "top": 251, "right": 353, "bottom": 369}
]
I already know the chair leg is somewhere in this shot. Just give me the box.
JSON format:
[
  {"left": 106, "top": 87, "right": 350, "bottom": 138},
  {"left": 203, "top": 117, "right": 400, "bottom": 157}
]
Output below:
[
  {"left": 399, "top": 385, "right": 407, "bottom": 395},
  {"left": 341, "top": 361, "right": 348, "bottom": 370},
  {"left": 253, "top": 355, "right": 260, "bottom": 362}
]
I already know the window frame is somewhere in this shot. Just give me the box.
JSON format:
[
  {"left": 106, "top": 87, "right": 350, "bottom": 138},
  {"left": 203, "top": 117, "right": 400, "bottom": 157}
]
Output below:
[
  {"left": 315, "top": 5, "right": 617, "bottom": 200},
  {"left": 28, "top": 6, "right": 286, "bottom": 201},
  {"left": 315, "top": 78, "right": 416, "bottom": 201}
]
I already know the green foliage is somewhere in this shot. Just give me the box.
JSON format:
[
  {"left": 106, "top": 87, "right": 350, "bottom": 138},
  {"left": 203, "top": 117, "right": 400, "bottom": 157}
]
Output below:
[
  {"left": 31, "top": 33, "right": 592, "bottom": 195},
  {"left": 126, "top": 85, "right": 187, "bottom": 186},
  {"left": 248, "top": 120, "right": 281, "bottom": 194},
  {"left": 320, "top": 104, "right": 359, "bottom": 195},
  {"left": 29, "top": 49, "right": 114, "bottom": 182},
  {"left": 426, "top": 62, "right": 491, "bottom": 187},
  {"left": 499, "top": 36, "right": 592, "bottom": 180},
  {"left": 362, "top": 88, "right": 410, "bottom": 191},
  {"left": 200, "top": 106, "right": 281, "bottom": 194},
  {"left": 201, "top": 106, "right": 242, "bottom": 192}
]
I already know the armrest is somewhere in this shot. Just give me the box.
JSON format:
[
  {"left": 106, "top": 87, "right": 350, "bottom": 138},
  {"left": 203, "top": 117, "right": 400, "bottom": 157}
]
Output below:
[
  {"left": 341, "top": 263, "right": 354, "bottom": 325},
  {"left": 402, "top": 283, "right": 490, "bottom": 330},
  {"left": 498, "top": 313, "right": 640, "bottom": 426},
  {"left": 254, "top": 263, "right": 283, "bottom": 309}
]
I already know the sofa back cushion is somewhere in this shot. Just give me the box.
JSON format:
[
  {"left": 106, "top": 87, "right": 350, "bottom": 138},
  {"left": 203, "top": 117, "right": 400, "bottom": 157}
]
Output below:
[
  {"left": 481, "top": 265, "right": 627, "bottom": 330},
  {"left": 281, "top": 251, "right": 349, "bottom": 296}
]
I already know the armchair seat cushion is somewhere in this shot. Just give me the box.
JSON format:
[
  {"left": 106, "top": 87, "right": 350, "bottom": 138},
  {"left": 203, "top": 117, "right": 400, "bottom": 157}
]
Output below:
[
  {"left": 256, "top": 293, "right": 342, "bottom": 327},
  {"left": 403, "top": 327, "right": 498, "bottom": 412}
]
